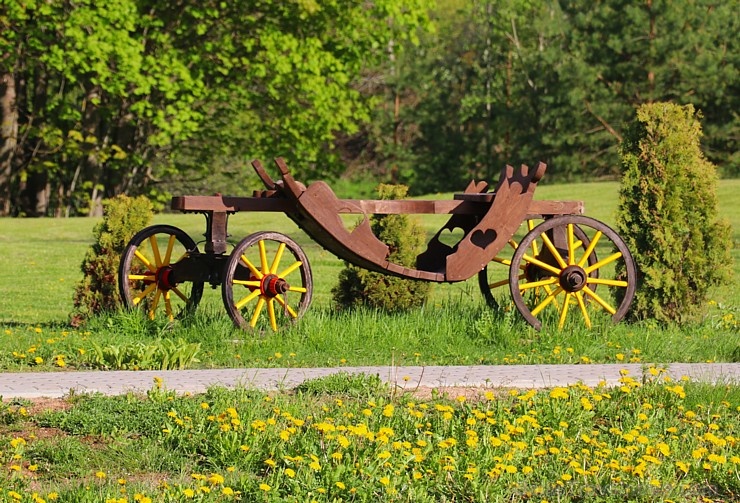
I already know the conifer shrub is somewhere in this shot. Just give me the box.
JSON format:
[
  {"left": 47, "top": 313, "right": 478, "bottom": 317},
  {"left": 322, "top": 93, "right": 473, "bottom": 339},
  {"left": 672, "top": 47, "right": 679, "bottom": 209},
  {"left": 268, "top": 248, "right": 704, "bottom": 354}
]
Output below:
[
  {"left": 615, "top": 102, "right": 732, "bottom": 324},
  {"left": 332, "top": 184, "right": 432, "bottom": 312},
  {"left": 71, "top": 195, "right": 153, "bottom": 326}
]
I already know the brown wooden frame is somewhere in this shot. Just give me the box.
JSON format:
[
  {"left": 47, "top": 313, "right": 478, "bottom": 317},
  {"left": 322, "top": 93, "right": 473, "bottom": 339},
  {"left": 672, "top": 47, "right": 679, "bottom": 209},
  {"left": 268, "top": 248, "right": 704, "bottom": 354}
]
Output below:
[{"left": 170, "top": 157, "right": 584, "bottom": 283}]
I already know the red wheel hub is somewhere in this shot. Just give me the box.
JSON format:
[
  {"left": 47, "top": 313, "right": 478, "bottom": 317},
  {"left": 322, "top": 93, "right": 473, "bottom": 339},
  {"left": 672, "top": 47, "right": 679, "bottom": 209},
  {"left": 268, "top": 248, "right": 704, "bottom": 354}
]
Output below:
[
  {"left": 155, "top": 267, "right": 176, "bottom": 291},
  {"left": 260, "top": 274, "right": 289, "bottom": 298}
]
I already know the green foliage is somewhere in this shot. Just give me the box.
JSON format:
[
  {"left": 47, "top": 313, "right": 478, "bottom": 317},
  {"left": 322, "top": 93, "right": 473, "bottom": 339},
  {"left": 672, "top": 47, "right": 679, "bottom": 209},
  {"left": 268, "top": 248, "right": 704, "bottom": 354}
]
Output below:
[
  {"left": 616, "top": 103, "right": 733, "bottom": 324},
  {"left": 294, "top": 372, "right": 388, "bottom": 399},
  {"left": 70, "top": 195, "right": 153, "bottom": 325},
  {"left": 82, "top": 338, "right": 201, "bottom": 371},
  {"left": 365, "top": 0, "right": 738, "bottom": 193},
  {"left": 332, "top": 184, "right": 432, "bottom": 312}
]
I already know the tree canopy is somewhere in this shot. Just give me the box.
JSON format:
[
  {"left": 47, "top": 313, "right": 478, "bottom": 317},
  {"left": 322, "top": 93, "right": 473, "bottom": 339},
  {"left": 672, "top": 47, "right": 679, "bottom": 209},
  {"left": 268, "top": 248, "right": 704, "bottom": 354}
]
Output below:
[{"left": 0, "top": 0, "right": 736, "bottom": 215}]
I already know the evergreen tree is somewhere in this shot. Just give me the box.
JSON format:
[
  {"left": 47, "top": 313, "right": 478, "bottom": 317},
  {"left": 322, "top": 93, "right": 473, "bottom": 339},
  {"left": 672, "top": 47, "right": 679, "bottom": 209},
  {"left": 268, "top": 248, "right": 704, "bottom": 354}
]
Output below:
[{"left": 616, "top": 102, "right": 732, "bottom": 323}]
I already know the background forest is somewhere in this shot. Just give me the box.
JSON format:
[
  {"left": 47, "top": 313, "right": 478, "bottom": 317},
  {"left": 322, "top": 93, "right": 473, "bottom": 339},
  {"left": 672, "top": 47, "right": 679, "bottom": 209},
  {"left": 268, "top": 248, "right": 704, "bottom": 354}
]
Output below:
[{"left": 1, "top": 0, "right": 737, "bottom": 217}]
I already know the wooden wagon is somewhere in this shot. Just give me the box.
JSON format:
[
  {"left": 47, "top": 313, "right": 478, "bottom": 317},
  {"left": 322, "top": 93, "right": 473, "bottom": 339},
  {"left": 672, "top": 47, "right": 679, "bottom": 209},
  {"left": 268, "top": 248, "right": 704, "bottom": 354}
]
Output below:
[{"left": 118, "top": 158, "right": 636, "bottom": 331}]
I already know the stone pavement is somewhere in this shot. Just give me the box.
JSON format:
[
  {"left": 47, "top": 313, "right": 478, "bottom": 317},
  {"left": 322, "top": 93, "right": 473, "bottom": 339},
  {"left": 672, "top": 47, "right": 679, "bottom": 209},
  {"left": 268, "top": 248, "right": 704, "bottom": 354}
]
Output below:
[{"left": 1, "top": 363, "right": 739, "bottom": 399}]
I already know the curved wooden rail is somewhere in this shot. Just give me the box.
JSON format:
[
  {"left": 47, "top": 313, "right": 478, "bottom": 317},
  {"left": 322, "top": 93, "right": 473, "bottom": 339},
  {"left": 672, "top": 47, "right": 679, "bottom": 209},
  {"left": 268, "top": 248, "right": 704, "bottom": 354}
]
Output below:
[{"left": 265, "top": 158, "right": 548, "bottom": 283}]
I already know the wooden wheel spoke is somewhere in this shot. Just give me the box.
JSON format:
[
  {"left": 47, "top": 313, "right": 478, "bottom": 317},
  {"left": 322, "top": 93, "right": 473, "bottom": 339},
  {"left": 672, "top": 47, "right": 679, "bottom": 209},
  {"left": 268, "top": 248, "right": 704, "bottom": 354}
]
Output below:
[
  {"left": 577, "top": 231, "right": 602, "bottom": 268},
  {"left": 164, "top": 291, "right": 174, "bottom": 320},
  {"left": 233, "top": 280, "right": 261, "bottom": 288},
  {"left": 128, "top": 273, "right": 153, "bottom": 281},
  {"left": 587, "top": 277, "right": 629, "bottom": 288},
  {"left": 288, "top": 286, "right": 308, "bottom": 293},
  {"left": 582, "top": 286, "right": 616, "bottom": 315},
  {"left": 133, "top": 283, "right": 157, "bottom": 305},
  {"left": 270, "top": 243, "right": 286, "bottom": 274},
  {"left": 540, "top": 232, "right": 568, "bottom": 269},
  {"left": 171, "top": 286, "right": 189, "bottom": 303},
  {"left": 492, "top": 256, "right": 512, "bottom": 266},
  {"left": 522, "top": 253, "right": 562, "bottom": 276},
  {"left": 240, "top": 254, "right": 263, "bottom": 279},
  {"left": 267, "top": 299, "right": 277, "bottom": 331},
  {"left": 278, "top": 260, "right": 302, "bottom": 279},
  {"left": 149, "top": 235, "right": 163, "bottom": 267},
  {"left": 235, "top": 289, "right": 261, "bottom": 310},
  {"left": 488, "top": 276, "right": 517, "bottom": 290},
  {"left": 148, "top": 292, "right": 162, "bottom": 320},
  {"left": 584, "top": 251, "right": 623, "bottom": 274},
  {"left": 258, "top": 240, "right": 269, "bottom": 273},
  {"left": 567, "top": 224, "right": 576, "bottom": 265},
  {"left": 530, "top": 286, "right": 563, "bottom": 317},
  {"left": 134, "top": 250, "right": 156, "bottom": 273},
  {"left": 275, "top": 294, "right": 299, "bottom": 318},
  {"left": 519, "top": 277, "right": 558, "bottom": 291},
  {"left": 558, "top": 292, "right": 572, "bottom": 329},
  {"left": 249, "top": 297, "right": 266, "bottom": 327},
  {"left": 575, "top": 292, "right": 592, "bottom": 329},
  {"left": 163, "top": 234, "right": 176, "bottom": 266}
]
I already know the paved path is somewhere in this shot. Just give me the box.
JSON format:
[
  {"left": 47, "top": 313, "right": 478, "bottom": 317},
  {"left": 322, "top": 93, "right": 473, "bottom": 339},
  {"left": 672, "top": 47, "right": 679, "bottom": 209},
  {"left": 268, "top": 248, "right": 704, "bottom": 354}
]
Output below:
[{"left": 1, "top": 363, "right": 739, "bottom": 399}]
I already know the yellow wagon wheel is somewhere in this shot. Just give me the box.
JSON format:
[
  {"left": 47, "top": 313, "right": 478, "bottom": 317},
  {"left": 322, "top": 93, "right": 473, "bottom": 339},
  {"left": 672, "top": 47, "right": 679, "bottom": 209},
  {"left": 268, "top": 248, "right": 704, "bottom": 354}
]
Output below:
[
  {"left": 118, "top": 225, "right": 204, "bottom": 321},
  {"left": 222, "top": 231, "right": 313, "bottom": 332},
  {"left": 478, "top": 219, "right": 595, "bottom": 310},
  {"left": 509, "top": 216, "right": 636, "bottom": 330}
]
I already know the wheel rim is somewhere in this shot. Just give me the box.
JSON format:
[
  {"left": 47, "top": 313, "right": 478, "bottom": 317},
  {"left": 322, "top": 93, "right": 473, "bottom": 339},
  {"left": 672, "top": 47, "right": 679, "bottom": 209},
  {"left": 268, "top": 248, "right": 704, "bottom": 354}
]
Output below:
[
  {"left": 118, "top": 225, "right": 203, "bottom": 321},
  {"left": 509, "top": 216, "right": 636, "bottom": 330},
  {"left": 479, "top": 219, "right": 596, "bottom": 311},
  {"left": 222, "top": 232, "right": 313, "bottom": 331}
]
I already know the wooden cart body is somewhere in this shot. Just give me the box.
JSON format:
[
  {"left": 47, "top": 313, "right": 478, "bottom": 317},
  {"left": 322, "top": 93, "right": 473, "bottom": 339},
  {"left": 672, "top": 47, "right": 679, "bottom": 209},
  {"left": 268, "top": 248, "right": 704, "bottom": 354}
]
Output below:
[{"left": 171, "top": 158, "right": 582, "bottom": 283}]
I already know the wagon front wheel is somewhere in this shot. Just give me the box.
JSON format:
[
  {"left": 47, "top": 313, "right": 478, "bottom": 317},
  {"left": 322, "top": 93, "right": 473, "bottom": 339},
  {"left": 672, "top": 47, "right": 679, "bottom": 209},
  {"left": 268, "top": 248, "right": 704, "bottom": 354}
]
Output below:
[
  {"left": 222, "top": 232, "right": 313, "bottom": 331},
  {"left": 509, "top": 216, "right": 636, "bottom": 330},
  {"left": 119, "top": 224, "right": 204, "bottom": 321}
]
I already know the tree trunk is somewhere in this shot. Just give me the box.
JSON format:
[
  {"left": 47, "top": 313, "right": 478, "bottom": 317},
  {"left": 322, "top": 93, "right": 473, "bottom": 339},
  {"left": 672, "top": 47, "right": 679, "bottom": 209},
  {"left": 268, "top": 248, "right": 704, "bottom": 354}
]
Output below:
[{"left": 0, "top": 72, "right": 18, "bottom": 216}]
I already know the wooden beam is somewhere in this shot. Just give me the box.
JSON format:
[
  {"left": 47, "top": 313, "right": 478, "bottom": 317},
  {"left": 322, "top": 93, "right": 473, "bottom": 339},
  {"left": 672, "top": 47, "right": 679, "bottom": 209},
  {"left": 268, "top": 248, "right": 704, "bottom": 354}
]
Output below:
[{"left": 171, "top": 195, "right": 583, "bottom": 217}]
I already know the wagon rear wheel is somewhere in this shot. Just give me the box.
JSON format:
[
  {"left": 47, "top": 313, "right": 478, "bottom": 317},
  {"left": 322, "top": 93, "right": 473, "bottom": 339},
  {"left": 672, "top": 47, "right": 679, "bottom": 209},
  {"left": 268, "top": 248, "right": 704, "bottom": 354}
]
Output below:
[
  {"left": 478, "top": 219, "right": 595, "bottom": 310},
  {"left": 222, "top": 232, "right": 313, "bottom": 332},
  {"left": 509, "top": 216, "right": 636, "bottom": 330},
  {"left": 118, "top": 224, "right": 204, "bottom": 321}
]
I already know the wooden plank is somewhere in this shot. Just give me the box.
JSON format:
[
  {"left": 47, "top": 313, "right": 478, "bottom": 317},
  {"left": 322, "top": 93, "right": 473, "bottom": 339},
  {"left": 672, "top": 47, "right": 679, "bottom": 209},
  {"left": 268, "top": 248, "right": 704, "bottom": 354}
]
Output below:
[
  {"left": 350, "top": 199, "right": 583, "bottom": 216},
  {"left": 528, "top": 200, "right": 584, "bottom": 216},
  {"left": 172, "top": 195, "right": 583, "bottom": 216},
  {"left": 171, "top": 195, "right": 292, "bottom": 213}
]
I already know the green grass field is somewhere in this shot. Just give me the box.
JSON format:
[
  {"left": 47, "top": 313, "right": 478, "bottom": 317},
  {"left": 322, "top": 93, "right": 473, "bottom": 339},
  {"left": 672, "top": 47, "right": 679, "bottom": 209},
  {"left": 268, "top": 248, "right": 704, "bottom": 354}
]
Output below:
[{"left": 0, "top": 180, "right": 737, "bottom": 370}]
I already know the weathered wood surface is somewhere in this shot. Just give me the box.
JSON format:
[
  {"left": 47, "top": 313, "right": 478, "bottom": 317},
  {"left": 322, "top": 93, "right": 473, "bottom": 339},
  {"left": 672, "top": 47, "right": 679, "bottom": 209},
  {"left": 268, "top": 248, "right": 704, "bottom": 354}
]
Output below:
[{"left": 171, "top": 194, "right": 583, "bottom": 217}]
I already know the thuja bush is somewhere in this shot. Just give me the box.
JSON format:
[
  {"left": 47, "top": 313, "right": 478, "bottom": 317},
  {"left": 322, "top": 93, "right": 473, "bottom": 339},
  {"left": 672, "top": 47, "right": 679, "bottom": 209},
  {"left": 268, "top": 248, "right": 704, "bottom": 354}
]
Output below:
[
  {"left": 332, "top": 184, "right": 432, "bottom": 311},
  {"left": 616, "top": 102, "right": 732, "bottom": 324},
  {"left": 70, "top": 195, "right": 153, "bottom": 325}
]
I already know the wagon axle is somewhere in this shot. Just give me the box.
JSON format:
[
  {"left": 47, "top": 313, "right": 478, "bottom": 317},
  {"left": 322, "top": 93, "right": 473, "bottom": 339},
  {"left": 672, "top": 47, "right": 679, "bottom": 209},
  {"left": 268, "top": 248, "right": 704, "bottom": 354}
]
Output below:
[
  {"left": 560, "top": 265, "right": 587, "bottom": 293},
  {"left": 154, "top": 266, "right": 176, "bottom": 291},
  {"left": 254, "top": 274, "right": 290, "bottom": 298}
]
